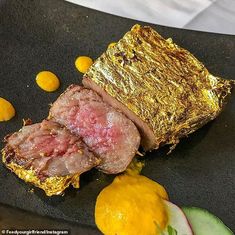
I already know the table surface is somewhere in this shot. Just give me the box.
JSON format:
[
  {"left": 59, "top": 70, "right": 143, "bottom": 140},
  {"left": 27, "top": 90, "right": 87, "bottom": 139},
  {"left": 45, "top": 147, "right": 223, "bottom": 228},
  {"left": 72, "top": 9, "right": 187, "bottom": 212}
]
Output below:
[{"left": 0, "top": 0, "right": 234, "bottom": 233}]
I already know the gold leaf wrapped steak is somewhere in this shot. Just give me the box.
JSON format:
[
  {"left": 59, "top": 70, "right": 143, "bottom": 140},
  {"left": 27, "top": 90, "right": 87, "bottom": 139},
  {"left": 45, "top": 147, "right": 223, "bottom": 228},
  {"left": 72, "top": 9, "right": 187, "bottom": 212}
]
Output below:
[
  {"left": 83, "top": 24, "right": 233, "bottom": 150},
  {"left": 2, "top": 120, "right": 100, "bottom": 196}
]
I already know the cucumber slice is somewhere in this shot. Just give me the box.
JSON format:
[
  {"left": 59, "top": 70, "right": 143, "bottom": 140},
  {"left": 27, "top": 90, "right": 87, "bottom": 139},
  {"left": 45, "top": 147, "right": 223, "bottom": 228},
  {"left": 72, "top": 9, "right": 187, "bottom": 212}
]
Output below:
[{"left": 182, "top": 207, "right": 234, "bottom": 235}]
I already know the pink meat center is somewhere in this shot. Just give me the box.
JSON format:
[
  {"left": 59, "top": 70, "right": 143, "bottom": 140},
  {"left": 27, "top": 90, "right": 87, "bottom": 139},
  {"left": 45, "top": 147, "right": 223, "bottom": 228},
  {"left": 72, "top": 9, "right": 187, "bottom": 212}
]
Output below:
[
  {"left": 32, "top": 134, "right": 80, "bottom": 158},
  {"left": 68, "top": 103, "right": 122, "bottom": 153}
]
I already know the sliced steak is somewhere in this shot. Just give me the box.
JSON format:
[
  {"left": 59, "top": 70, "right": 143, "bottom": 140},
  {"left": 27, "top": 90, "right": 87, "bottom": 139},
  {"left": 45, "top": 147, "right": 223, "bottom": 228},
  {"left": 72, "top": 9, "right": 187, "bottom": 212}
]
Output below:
[
  {"left": 50, "top": 85, "right": 140, "bottom": 174},
  {"left": 3, "top": 120, "right": 99, "bottom": 178}
]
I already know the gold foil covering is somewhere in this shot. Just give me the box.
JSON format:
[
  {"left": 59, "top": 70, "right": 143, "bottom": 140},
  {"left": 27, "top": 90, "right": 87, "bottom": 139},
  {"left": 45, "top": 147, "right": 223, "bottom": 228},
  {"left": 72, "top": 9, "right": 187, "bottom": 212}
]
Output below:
[
  {"left": 85, "top": 24, "right": 233, "bottom": 148},
  {"left": 2, "top": 150, "right": 80, "bottom": 196}
]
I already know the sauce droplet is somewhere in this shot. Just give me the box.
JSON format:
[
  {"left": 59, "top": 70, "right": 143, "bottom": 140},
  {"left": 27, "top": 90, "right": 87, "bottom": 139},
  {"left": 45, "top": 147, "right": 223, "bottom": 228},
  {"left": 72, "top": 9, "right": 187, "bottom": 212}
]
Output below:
[
  {"left": 0, "top": 97, "right": 16, "bottom": 122},
  {"left": 36, "top": 71, "right": 60, "bottom": 92},
  {"left": 75, "top": 56, "right": 93, "bottom": 73}
]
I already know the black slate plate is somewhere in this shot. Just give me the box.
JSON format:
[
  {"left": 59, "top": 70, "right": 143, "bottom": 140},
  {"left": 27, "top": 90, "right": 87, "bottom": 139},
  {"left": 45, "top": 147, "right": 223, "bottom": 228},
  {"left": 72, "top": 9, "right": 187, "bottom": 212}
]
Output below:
[{"left": 0, "top": 0, "right": 234, "bottom": 232}]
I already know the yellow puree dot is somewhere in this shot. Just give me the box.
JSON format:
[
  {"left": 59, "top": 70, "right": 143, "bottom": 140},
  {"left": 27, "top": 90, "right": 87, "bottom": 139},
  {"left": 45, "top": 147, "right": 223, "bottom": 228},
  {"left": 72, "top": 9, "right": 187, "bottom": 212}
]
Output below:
[
  {"left": 75, "top": 56, "right": 93, "bottom": 73},
  {"left": 0, "top": 97, "right": 15, "bottom": 122},
  {"left": 36, "top": 71, "right": 60, "bottom": 92},
  {"left": 95, "top": 174, "right": 169, "bottom": 235}
]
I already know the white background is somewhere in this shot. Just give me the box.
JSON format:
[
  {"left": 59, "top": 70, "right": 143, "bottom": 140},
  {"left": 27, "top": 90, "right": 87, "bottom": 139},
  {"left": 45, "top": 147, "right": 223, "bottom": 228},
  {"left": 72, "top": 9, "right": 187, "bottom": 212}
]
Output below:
[{"left": 67, "top": 0, "right": 235, "bottom": 35}]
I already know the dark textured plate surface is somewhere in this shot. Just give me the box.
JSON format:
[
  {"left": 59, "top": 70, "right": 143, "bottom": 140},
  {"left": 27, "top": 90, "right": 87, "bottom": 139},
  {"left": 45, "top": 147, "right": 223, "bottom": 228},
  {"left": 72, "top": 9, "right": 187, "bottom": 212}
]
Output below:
[{"left": 0, "top": 0, "right": 234, "bottom": 232}]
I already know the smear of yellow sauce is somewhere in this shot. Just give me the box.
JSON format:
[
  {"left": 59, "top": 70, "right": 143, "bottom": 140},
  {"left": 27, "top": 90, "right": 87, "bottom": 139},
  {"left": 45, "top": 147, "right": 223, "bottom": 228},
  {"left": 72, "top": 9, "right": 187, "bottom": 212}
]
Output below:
[
  {"left": 75, "top": 56, "right": 93, "bottom": 73},
  {"left": 124, "top": 158, "right": 144, "bottom": 176},
  {"left": 95, "top": 160, "right": 169, "bottom": 235},
  {"left": 36, "top": 71, "right": 60, "bottom": 92},
  {"left": 0, "top": 97, "right": 16, "bottom": 122}
]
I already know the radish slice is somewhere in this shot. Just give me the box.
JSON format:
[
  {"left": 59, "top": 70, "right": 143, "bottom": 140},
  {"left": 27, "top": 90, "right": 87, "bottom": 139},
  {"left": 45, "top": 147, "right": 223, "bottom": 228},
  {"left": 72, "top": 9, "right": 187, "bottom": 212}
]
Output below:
[{"left": 163, "top": 200, "right": 193, "bottom": 235}]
